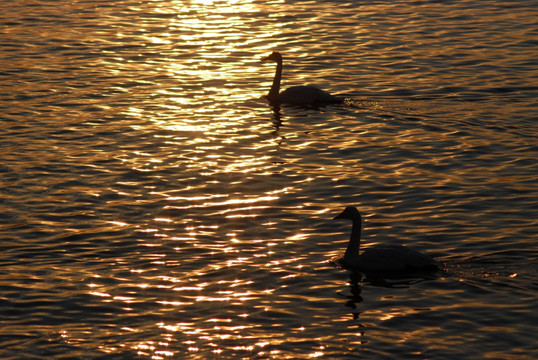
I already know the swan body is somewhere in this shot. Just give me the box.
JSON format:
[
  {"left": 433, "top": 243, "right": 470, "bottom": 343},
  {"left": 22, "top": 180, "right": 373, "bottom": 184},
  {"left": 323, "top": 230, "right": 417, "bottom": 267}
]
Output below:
[
  {"left": 333, "top": 207, "right": 440, "bottom": 271},
  {"left": 262, "top": 51, "right": 342, "bottom": 106}
]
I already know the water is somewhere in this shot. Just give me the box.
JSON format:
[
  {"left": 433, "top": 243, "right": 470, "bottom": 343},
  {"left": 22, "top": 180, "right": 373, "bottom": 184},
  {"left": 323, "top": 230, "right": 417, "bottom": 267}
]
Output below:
[{"left": 1, "top": 0, "right": 537, "bottom": 358}]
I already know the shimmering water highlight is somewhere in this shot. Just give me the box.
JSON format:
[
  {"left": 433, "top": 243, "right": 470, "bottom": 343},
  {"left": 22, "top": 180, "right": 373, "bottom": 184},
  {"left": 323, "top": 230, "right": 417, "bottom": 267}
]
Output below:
[{"left": 1, "top": 0, "right": 537, "bottom": 359}]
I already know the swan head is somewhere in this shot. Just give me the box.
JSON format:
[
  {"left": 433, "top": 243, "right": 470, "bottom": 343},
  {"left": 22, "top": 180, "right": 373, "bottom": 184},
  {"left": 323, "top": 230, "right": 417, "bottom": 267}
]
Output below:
[
  {"left": 262, "top": 51, "right": 282, "bottom": 63},
  {"left": 333, "top": 206, "right": 361, "bottom": 221}
]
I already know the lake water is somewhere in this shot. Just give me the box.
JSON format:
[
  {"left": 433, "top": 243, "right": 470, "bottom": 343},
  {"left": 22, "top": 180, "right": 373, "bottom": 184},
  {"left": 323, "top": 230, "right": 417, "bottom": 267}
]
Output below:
[{"left": 1, "top": 0, "right": 537, "bottom": 358}]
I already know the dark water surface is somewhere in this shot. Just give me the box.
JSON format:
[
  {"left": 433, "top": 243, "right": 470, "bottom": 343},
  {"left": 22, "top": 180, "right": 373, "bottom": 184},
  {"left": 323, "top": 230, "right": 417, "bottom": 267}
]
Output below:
[{"left": 1, "top": 0, "right": 537, "bottom": 359}]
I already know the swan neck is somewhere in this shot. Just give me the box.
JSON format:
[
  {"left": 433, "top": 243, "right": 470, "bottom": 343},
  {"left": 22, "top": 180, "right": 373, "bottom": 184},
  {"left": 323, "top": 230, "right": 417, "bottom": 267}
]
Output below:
[
  {"left": 268, "top": 59, "right": 282, "bottom": 99},
  {"left": 344, "top": 217, "right": 361, "bottom": 258}
]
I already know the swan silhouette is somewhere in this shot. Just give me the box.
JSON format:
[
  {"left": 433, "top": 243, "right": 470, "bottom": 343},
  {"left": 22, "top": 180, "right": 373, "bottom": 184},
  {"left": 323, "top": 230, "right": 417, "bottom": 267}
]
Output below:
[
  {"left": 333, "top": 207, "right": 440, "bottom": 271},
  {"left": 262, "top": 51, "right": 343, "bottom": 106}
]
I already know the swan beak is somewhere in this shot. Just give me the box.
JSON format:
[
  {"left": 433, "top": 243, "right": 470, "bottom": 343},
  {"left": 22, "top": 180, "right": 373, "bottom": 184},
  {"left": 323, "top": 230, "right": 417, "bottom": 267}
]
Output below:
[
  {"left": 333, "top": 213, "right": 344, "bottom": 220},
  {"left": 261, "top": 55, "right": 270, "bottom": 62}
]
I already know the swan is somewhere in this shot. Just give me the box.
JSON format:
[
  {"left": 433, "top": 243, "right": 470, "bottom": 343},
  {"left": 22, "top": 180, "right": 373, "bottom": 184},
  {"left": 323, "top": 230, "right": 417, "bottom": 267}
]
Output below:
[
  {"left": 261, "top": 51, "right": 343, "bottom": 106},
  {"left": 333, "top": 206, "right": 440, "bottom": 271}
]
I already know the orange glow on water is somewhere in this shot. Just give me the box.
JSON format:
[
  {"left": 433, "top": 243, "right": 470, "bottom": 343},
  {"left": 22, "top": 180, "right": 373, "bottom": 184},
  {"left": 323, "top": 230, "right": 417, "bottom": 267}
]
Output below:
[{"left": 2, "top": 0, "right": 537, "bottom": 358}]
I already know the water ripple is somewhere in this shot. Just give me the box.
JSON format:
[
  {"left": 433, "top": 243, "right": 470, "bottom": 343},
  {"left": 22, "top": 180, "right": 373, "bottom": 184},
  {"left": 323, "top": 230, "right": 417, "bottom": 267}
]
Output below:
[{"left": 1, "top": 0, "right": 537, "bottom": 359}]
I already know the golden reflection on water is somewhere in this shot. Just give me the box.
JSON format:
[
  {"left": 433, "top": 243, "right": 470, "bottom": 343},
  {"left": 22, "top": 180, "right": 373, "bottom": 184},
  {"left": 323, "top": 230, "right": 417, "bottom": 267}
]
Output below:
[{"left": 3, "top": 0, "right": 537, "bottom": 358}]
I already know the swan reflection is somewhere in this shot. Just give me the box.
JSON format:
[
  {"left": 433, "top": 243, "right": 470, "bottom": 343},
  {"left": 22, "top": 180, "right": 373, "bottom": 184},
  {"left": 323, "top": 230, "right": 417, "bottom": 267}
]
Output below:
[{"left": 339, "top": 268, "right": 439, "bottom": 323}]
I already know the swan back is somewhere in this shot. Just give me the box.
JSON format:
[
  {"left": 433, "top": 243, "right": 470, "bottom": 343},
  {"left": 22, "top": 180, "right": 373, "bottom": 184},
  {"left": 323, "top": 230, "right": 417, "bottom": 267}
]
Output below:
[
  {"left": 356, "top": 245, "right": 439, "bottom": 271},
  {"left": 277, "top": 86, "right": 340, "bottom": 105}
]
